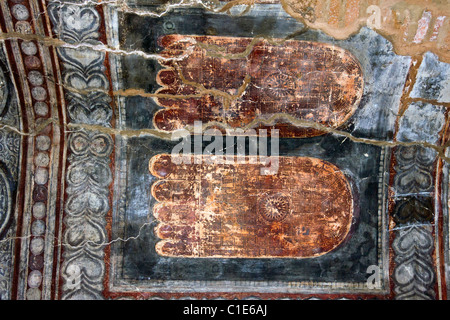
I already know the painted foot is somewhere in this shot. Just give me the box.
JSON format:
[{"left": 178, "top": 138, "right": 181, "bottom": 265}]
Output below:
[
  {"left": 149, "top": 154, "right": 356, "bottom": 258},
  {"left": 153, "top": 35, "right": 364, "bottom": 138}
]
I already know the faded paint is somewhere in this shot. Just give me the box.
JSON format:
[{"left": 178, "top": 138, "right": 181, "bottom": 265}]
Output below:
[
  {"left": 153, "top": 35, "right": 364, "bottom": 138},
  {"left": 281, "top": 0, "right": 450, "bottom": 63},
  {"left": 149, "top": 154, "right": 355, "bottom": 258}
]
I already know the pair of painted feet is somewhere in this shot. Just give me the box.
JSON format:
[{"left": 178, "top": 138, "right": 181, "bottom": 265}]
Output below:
[{"left": 150, "top": 35, "right": 363, "bottom": 258}]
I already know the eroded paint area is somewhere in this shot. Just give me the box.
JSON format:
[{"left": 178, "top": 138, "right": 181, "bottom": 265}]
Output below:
[
  {"left": 149, "top": 154, "right": 355, "bottom": 258},
  {"left": 153, "top": 35, "right": 364, "bottom": 138},
  {"left": 282, "top": 0, "right": 450, "bottom": 63}
]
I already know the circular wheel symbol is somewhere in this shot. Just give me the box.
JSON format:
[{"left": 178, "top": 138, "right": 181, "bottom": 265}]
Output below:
[
  {"left": 258, "top": 192, "right": 291, "bottom": 222},
  {"left": 263, "top": 72, "right": 296, "bottom": 99}
]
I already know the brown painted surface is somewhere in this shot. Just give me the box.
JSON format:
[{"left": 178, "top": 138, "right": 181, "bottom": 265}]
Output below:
[
  {"left": 149, "top": 154, "right": 355, "bottom": 258},
  {"left": 154, "top": 35, "right": 364, "bottom": 138},
  {"left": 282, "top": 0, "right": 450, "bottom": 63}
]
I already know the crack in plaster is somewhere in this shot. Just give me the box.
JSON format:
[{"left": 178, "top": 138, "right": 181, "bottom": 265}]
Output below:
[
  {"left": 18, "top": 0, "right": 450, "bottom": 63},
  {"left": 0, "top": 29, "right": 312, "bottom": 61},
  {"left": 0, "top": 207, "right": 434, "bottom": 249},
  {"left": 1, "top": 116, "right": 449, "bottom": 163},
  {"left": 45, "top": 0, "right": 244, "bottom": 19},
  {"left": 0, "top": 32, "right": 197, "bottom": 63},
  {"left": 0, "top": 220, "right": 157, "bottom": 250},
  {"left": 0, "top": 36, "right": 448, "bottom": 159}
]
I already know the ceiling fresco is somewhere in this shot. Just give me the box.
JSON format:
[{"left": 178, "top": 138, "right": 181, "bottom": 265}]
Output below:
[{"left": 0, "top": 0, "right": 449, "bottom": 301}]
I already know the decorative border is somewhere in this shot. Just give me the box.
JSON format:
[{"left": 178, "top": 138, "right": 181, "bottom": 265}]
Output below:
[
  {"left": 388, "top": 57, "right": 449, "bottom": 300},
  {"left": 47, "top": 1, "right": 115, "bottom": 300},
  {"left": 390, "top": 146, "right": 439, "bottom": 300},
  {"left": 389, "top": 116, "right": 445, "bottom": 298},
  {"left": 0, "top": 0, "right": 66, "bottom": 300}
]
